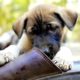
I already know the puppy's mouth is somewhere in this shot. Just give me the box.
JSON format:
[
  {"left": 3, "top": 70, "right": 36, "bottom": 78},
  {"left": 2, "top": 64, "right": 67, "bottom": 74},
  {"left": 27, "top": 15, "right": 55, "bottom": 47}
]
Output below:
[
  {"left": 32, "top": 34, "right": 60, "bottom": 59},
  {"left": 41, "top": 42, "right": 60, "bottom": 59},
  {"left": 41, "top": 44, "right": 55, "bottom": 59},
  {"left": 34, "top": 43, "right": 60, "bottom": 59}
]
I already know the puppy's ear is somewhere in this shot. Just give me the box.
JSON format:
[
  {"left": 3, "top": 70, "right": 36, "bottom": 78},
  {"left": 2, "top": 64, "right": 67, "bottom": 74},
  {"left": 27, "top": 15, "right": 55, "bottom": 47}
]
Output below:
[
  {"left": 13, "top": 16, "right": 28, "bottom": 38},
  {"left": 54, "top": 8, "right": 78, "bottom": 30}
]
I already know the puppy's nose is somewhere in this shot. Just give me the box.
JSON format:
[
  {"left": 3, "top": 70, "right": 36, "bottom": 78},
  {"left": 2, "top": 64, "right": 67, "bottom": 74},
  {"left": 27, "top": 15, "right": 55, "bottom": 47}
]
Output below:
[
  {"left": 42, "top": 47, "right": 53, "bottom": 59},
  {"left": 41, "top": 47, "right": 50, "bottom": 54}
]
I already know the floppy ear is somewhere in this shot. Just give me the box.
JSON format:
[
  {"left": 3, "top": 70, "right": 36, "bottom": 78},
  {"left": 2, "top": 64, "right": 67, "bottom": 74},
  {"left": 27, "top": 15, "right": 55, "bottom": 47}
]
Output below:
[
  {"left": 54, "top": 8, "right": 78, "bottom": 30},
  {"left": 12, "top": 14, "right": 28, "bottom": 38}
]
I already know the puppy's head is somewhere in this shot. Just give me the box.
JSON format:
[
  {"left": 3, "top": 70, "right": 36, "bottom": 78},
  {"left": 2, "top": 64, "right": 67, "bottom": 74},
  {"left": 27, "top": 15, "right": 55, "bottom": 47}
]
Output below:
[{"left": 13, "top": 4, "right": 78, "bottom": 59}]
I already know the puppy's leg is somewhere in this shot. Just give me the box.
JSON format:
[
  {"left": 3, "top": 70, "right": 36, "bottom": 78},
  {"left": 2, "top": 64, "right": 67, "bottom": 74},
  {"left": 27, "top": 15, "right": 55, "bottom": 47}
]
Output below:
[
  {"left": 0, "top": 31, "right": 32, "bottom": 65},
  {"left": 0, "top": 45, "right": 20, "bottom": 65},
  {"left": 52, "top": 46, "right": 73, "bottom": 72},
  {"left": 0, "top": 30, "right": 18, "bottom": 49}
]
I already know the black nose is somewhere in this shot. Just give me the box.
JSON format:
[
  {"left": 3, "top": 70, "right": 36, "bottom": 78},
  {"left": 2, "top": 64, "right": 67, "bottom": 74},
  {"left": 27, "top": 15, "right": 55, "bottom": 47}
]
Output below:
[
  {"left": 44, "top": 51, "right": 54, "bottom": 60},
  {"left": 42, "top": 47, "right": 49, "bottom": 53},
  {"left": 41, "top": 45, "right": 54, "bottom": 59}
]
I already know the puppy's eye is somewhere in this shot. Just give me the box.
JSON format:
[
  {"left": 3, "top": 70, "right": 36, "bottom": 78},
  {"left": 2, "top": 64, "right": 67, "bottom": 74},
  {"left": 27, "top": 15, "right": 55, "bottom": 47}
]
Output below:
[
  {"left": 46, "top": 23, "right": 58, "bottom": 31},
  {"left": 46, "top": 23, "right": 52, "bottom": 30},
  {"left": 32, "top": 27, "right": 37, "bottom": 32},
  {"left": 52, "top": 25, "right": 59, "bottom": 31}
]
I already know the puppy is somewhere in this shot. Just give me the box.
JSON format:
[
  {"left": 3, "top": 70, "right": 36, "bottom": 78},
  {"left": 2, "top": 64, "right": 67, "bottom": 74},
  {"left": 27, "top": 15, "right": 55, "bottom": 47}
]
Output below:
[{"left": 0, "top": 4, "right": 77, "bottom": 71}]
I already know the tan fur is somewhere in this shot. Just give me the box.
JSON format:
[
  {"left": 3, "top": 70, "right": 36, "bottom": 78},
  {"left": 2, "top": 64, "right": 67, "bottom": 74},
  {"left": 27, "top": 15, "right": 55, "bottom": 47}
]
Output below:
[
  {"left": 13, "top": 4, "right": 77, "bottom": 37},
  {"left": 17, "top": 31, "right": 32, "bottom": 53}
]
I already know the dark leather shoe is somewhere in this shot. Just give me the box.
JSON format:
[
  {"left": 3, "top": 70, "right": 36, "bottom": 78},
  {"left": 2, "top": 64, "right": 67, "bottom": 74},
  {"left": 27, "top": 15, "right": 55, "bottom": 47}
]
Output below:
[{"left": 0, "top": 48, "right": 62, "bottom": 80}]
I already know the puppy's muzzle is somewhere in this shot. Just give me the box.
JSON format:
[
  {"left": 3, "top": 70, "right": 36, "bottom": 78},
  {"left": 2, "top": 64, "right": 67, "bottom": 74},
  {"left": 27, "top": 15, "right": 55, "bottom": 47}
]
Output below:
[
  {"left": 32, "top": 32, "right": 61, "bottom": 59},
  {"left": 41, "top": 42, "right": 60, "bottom": 59}
]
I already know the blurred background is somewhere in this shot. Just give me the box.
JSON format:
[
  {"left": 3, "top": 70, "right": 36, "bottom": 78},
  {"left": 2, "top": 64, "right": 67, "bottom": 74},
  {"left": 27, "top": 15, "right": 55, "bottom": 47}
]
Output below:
[{"left": 0, "top": 0, "right": 80, "bottom": 61}]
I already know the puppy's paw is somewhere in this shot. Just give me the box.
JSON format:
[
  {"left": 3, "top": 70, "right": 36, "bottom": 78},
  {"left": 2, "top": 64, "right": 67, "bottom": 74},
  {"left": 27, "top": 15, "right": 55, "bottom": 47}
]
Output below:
[
  {"left": 53, "top": 57, "right": 71, "bottom": 72},
  {"left": 0, "top": 54, "right": 7, "bottom": 65},
  {"left": 0, "top": 45, "right": 20, "bottom": 65},
  {"left": 52, "top": 46, "right": 73, "bottom": 72}
]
